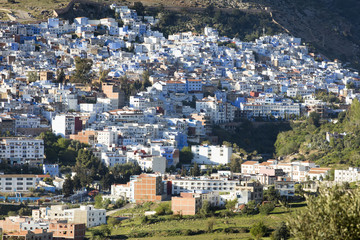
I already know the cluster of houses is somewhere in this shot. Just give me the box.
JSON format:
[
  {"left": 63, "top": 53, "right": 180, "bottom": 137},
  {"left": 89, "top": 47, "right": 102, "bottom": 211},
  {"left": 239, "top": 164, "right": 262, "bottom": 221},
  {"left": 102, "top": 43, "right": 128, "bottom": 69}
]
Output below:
[
  {"left": 0, "top": 3, "right": 359, "bottom": 237},
  {"left": 0, "top": 205, "right": 105, "bottom": 239}
]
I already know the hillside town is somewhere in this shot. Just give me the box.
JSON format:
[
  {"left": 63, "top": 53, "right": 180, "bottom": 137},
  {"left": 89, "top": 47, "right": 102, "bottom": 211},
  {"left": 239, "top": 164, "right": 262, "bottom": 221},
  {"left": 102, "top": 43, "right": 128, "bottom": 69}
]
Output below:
[{"left": 0, "top": 3, "right": 359, "bottom": 240}]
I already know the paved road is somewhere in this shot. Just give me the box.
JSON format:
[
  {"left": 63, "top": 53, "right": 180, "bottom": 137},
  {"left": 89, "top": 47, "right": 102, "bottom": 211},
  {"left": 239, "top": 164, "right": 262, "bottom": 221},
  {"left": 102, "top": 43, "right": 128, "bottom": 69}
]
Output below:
[{"left": 106, "top": 203, "right": 134, "bottom": 216}]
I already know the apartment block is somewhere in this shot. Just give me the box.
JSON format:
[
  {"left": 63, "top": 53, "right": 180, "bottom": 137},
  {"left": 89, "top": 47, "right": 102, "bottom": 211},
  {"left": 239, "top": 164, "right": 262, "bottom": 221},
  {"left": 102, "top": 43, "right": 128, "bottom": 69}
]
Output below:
[
  {"left": 335, "top": 167, "right": 360, "bottom": 183},
  {"left": 49, "top": 222, "right": 86, "bottom": 240},
  {"left": 171, "top": 177, "right": 239, "bottom": 195},
  {"left": 0, "top": 138, "right": 44, "bottom": 165},
  {"left": 191, "top": 145, "right": 232, "bottom": 165},
  {"left": 171, "top": 192, "right": 201, "bottom": 215},
  {"left": 52, "top": 115, "right": 82, "bottom": 138},
  {"left": 33, "top": 205, "right": 106, "bottom": 228},
  {"left": 2, "top": 229, "right": 53, "bottom": 240},
  {"left": 275, "top": 177, "right": 295, "bottom": 197},
  {"left": 0, "top": 174, "right": 47, "bottom": 192},
  {"left": 133, "top": 174, "right": 165, "bottom": 203}
]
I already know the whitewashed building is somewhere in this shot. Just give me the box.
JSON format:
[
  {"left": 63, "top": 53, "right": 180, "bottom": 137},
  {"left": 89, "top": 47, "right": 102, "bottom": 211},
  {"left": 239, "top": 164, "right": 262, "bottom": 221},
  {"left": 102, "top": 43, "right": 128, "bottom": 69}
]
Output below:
[{"left": 191, "top": 145, "right": 232, "bottom": 165}]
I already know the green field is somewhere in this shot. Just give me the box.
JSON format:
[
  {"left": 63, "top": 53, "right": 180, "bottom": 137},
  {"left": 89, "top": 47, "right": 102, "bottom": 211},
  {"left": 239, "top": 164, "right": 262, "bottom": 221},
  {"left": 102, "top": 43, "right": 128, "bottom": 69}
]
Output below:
[{"left": 87, "top": 202, "right": 305, "bottom": 240}]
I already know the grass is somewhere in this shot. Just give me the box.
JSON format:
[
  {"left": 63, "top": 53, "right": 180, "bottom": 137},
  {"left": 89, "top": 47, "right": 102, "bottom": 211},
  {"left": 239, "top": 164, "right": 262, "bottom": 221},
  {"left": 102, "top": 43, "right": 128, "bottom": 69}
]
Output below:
[{"left": 87, "top": 202, "right": 306, "bottom": 240}]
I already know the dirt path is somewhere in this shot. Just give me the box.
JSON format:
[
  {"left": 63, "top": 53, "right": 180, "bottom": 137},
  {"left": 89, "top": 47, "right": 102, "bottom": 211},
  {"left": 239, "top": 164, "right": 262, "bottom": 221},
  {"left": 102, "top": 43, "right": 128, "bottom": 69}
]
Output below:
[
  {"left": 269, "top": 11, "right": 291, "bottom": 35},
  {"left": 0, "top": 7, "right": 34, "bottom": 22}
]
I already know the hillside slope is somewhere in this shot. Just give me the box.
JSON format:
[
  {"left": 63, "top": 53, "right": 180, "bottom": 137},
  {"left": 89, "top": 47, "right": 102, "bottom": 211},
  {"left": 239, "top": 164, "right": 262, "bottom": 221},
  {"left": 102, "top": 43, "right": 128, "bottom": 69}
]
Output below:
[{"left": 0, "top": 0, "right": 359, "bottom": 68}]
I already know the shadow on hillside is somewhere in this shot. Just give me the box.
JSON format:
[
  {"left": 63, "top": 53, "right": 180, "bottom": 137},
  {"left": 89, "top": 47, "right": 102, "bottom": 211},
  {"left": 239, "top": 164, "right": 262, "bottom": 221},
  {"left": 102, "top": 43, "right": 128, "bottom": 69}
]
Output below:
[{"left": 109, "top": 235, "right": 128, "bottom": 239}]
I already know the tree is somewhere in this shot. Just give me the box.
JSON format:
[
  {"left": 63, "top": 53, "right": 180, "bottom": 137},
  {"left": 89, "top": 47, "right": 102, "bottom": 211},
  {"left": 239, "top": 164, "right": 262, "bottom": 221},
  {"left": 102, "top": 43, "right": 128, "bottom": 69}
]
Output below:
[
  {"left": 155, "top": 202, "right": 172, "bottom": 215},
  {"left": 100, "top": 172, "right": 113, "bottom": 191},
  {"left": 133, "top": 2, "right": 145, "bottom": 16},
  {"left": 308, "top": 112, "right": 320, "bottom": 127},
  {"left": 346, "top": 82, "right": 356, "bottom": 89},
  {"left": 225, "top": 198, "right": 238, "bottom": 211},
  {"left": 72, "top": 57, "right": 93, "bottom": 84},
  {"left": 229, "top": 155, "right": 242, "bottom": 173},
  {"left": 62, "top": 175, "right": 74, "bottom": 197},
  {"left": 98, "top": 67, "right": 110, "bottom": 82},
  {"left": 56, "top": 68, "right": 65, "bottom": 84},
  {"left": 110, "top": 162, "right": 142, "bottom": 184},
  {"left": 206, "top": 218, "right": 215, "bottom": 233},
  {"left": 250, "top": 221, "right": 268, "bottom": 239},
  {"left": 94, "top": 194, "right": 104, "bottom": 209},
  {"left": 27, "top": 71, "right": 38, "bottom": 83},
  {"left": 199, "top": 200, "right": 211, "bottom": 217},
  {"left": 73, "top": 174, "right": 81, "bottom": 190},
  {"left": 271, "top": 222, "right": 290, "bottom": 240},
  {"left": 263, "top": 186, "right": 280, "bottom": 202},
  {"left": 43, "top": 177, "right": 53, "bottom": 186},
  {"left": 91, "top": 225, "right": 111, "bottom": 240},
  {"left": 179, "top": 147, "right": 194, "bottom": 164},
  {"left": 141, "top": 70, "right": 152, "bottom": 89},
  {"left": 191, "top": 162, "right": 200, "bottom": 176},
  {"left": 287, "top": 186, "right": 360, "bottom": 239},
  {"left": 107, "top": 217, "right": 121, "bottom": 227},
  {"left": 205, "top": 4, "right": 215, "bottom": 18},
  {"left": 246, "top": 200, "right": 258, "bottom": 215},
  {"left": 18, "top": 207, "right": 31, "bottom": 216},
  {"left": 259, "top": 202, "right": 275, "bottom": 215}
]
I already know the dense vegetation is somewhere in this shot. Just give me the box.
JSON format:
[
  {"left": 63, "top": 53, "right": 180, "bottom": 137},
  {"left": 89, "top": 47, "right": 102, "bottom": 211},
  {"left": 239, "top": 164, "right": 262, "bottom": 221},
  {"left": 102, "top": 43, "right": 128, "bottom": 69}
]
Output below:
[
  {"left": 288, "top": 185, "right": 360, "bottom": 239},
  {"left": 275, "top": 99, "right": 360, "bottom": 166},
  {"left": 38, "top": 132, "right": 142, "bottom": 193},
  {"left": 212, "top": 121, "right": 291, "bottom": 155},
  {"left": 151, "top": 7, "right": 281, "bottom": 41}
]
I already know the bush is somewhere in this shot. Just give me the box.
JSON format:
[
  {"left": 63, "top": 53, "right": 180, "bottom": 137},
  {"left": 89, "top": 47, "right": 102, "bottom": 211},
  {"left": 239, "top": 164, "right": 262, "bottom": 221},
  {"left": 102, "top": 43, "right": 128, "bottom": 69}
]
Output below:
[
  {"left": 271, "top": 222, "right": 290, "bottom": 240},
  {"left": 287, "top": 186, "right": 360, "bottom": 239},
  {"left": 259, "top": 203, "right": 275, "bottom": 215},
  {"left": 250, "top": 221, "right": 268, "bottom": 239},
  {"left": 206, "top": 218, "right": 215, "bottom": 233},
  {"left": 155, "top": 202, "right": 172, "bottom": 215}
]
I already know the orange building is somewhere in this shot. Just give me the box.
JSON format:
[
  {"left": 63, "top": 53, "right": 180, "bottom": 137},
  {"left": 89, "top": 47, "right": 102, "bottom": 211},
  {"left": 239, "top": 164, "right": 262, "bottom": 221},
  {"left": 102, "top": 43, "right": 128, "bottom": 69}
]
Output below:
[
  {"left": 102, "top": 83, "right": 126, "bottom": 108},
  {"left": 69, "top": 130, "right": 96, "bottom": 145},
  {"left": 133, "top": 174, "right": 165, "bottom": 203},
  {"left": 171, "top": 192, "right": 201, "bottom": 216},
  {"left": 49, "top": 222, "right": 86, "bottom": 240}
]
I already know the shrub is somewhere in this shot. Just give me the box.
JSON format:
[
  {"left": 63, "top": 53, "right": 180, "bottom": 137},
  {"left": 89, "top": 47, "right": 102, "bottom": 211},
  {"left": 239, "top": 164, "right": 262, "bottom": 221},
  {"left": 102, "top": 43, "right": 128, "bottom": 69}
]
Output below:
[
  {"left": 287, "top": 186, "right": 360, "bottom": 239},
  {"left": 271, "top": 222, "right": 290, "bottom": 240},
  {"left": 250, "top": 221, "right": 268, "bottom": 239},
  {"left": 259, "top": 202, "right": 275, "bottom": 215},
  {"left": 206, "top": 218, "right": 215, "bottom": 233},
  {"left": 155, "top": 202, "right": 172, "bottom": 215}
]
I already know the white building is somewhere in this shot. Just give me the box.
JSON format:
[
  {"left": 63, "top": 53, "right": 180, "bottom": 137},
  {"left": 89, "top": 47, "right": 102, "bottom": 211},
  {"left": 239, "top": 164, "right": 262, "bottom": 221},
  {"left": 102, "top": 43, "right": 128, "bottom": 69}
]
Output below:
[
  {"left": 33, "top": 205, "right": 106, "bottom": 228},
  {"left": 137, "top": 156, "right": 167, "bottom": 174},
  {"left": 97, "top": 130, "right": 117, "bottom": 147},
  {"left": 171, "top": 177, "right": 239, "bottom": 195},
  {"left": 101, "top": 151, "right": 127, "bottom": 167},
  {"left": 0, "top": 174, "right": 44, "bottom": 192},
  {"left": 240, "top": 102, "right": 301, "bottom": 118},
  {"left": 52, "top": 115, "right": 80, "bottom": 138},
  {"left": 15, "top": 114, "right": 41, "bottom": 128},
  {"left": 335, "top": 167, "right": 360, "bottom": 183},
  {"left": 0, "top": 138, "right": 44, "bottom": 165},
  {"left": 103, "top": 182, "right": 133, "bottom": 203},
  {"left": 191, "top": 145, "right": 232, "bottom": 165},
  {"left": 196, "top": 97, "right": 235, "bottom": 124}
]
